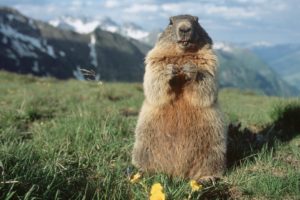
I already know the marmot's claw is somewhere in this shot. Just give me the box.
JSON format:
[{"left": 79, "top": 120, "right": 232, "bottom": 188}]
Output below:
[
  {"left": 198, "top": 176, "right": 221, "bottom": 186},
  {"left": 165, "top": 64, "right": 180, "bottom": 77},
  {"left": 182, "top": 63, "right": 198, "bottom": 81}
]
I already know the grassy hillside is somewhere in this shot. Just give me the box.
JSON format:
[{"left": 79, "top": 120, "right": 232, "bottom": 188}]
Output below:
[{"left": 0, "top": 71, "right": 300, "bottom": 199}]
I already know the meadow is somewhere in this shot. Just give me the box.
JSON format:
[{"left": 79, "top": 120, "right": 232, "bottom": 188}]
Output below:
[{"left": 0, "top": 71, "right": 299, "bottom": 199}]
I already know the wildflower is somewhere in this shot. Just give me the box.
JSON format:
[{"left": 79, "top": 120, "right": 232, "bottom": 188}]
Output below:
[
  {"left": 150, "top": 191, "right": 165, "bottom": 200},
  {"left": 150, "top": 183, "right": 165, "bottom": 200},
  {"left": 190, "top": 180, "right": 203, "bottom": 192},
  {"left": 150, "top": 183, "right": 163, "bottom": 194},
  {"left": 130, "top": 172, "right": 142, "bottom": 183}
]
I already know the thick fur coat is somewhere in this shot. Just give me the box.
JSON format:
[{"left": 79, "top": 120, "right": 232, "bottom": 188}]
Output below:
[{"left": 132, "top": 15, "right": 227, "bottom": 180}]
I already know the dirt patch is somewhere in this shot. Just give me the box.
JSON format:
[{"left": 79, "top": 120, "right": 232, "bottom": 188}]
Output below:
[{"left": 120, "top": 108, "right": 139, "bottom": 117}]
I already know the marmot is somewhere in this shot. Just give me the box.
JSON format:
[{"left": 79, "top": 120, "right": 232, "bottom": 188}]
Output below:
[{"left": 132, "top": 15, "right": 227, "bottom": 181}]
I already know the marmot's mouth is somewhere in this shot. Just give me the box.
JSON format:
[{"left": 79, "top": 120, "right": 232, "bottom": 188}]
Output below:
[{"left": 178, "top": 40, "right": 191, "bottom": 47}]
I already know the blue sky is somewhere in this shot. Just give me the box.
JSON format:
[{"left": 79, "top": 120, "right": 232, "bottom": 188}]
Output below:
[{"left": 1, "top": 0, "right": 299, "bottom": 44}]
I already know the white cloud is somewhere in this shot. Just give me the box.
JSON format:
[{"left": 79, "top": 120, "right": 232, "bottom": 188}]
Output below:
[
  {"left": 233, "top": 0, "right": 267, "bottom": 4},
  {"left": 104, "top": 0, "right": 119, "bottom": 8},
  {"left": 161, "top": 3, "right": 182, "bottom": 12},
  {"left": 124, "top": 4, "right": 159, "bottom": 13},
  {"left": 161, "top": 2, "right": 258, "bottom": 19},
  {"left": 71, "top": 0, "right": 82, "bottom": 7},
  {"left": 203, "top": 4, "right": 258, "bottom": 19}
]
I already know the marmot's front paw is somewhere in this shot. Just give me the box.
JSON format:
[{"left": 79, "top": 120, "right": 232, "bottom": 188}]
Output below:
[
  {"left": 198, "top": 176, "right": 221, "bottom": 186},
  {"left": 165, "top": 64, "right": 180, "bottom": 78},
  {"left": 182, "top": 63, "right": 198, "bottom": 81}
]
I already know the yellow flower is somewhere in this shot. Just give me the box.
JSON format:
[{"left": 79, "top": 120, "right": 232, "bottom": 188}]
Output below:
[
  {"left": 150, "top": 183, "right": 166, "bottom": 200},
  {"left": 190, "top": 180, "right": 203, "bottom": 192},
  {"left": 150, "top": 191, "right": 165, "bottom": 200},
  {"left": 150, "top": 183, "right": 163, "bottom": 194},
  {"left": 130, "top": 172, "right": 142, "bottom": 183}
]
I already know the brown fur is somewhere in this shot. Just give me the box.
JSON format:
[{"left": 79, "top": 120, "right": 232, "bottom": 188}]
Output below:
[{"left": 132, "top": 15, "right": 227, "bottom": 180}]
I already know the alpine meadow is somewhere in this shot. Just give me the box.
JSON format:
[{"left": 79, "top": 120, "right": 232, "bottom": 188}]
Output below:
[
  {"left": 1, "top": 1, "right": 300, "bottom": 200},
  {"left": 0, "top": 71, "right": 300, "bottom": 199}
]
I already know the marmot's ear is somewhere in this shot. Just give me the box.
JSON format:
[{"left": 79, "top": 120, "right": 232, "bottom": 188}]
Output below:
[
  {"left": 193, "top": 16, "right": 199, "bottom": 22},
  {"left": 169, "top": 16, "right": 174, "bottom": 25}
]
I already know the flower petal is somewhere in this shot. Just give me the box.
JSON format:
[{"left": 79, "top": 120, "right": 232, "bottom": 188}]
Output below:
[
  {"left": 150, "top": 183, "right": 163, "bottom": 194},
  {"left": 190, "top": 180, "right": 203, "bottom": 192}
]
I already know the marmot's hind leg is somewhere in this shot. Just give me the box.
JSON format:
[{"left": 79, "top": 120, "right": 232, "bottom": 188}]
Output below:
[
  {"left": 132, "top": 141, "right": 152, "bottom": 172},
  {"left": 188, "top": 148, "right": 226, "bottom": 181}
]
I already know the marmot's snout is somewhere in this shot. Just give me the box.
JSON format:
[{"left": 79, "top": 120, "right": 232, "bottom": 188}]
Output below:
[
  {"left": 177, "top": 21, "right": 193, "bottom": 46},
  {"left": 169, "top": 15, "right": 199, "bottom": 50}
]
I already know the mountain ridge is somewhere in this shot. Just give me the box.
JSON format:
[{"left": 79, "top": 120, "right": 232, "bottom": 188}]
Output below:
[
  {"left": 0, "top": 7, "right": 149, "bottom": 81},
  {"left": 0, "top": 7, "right": 298, "bottom": 96},
  {"left": 251, "top": 44, "right": 300, "bottom": 90}
]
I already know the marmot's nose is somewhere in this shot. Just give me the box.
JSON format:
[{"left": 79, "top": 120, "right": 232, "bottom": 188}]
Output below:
[{"left": 179, "top": 26, "right": 191, "bottom": 33}]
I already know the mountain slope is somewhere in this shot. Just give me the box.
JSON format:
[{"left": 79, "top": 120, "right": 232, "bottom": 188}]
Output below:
[
  {"left": 251, "top": 44, "right": 300, "bottom": 90},
  {"left": 215, "top": 43, "right": 299, "bottom": 96},
  {"left": 0, "top": 7, "right": 297, "bottom": 96},
  {"left": 0, "top": 7, "right": 150, "bottom": 81}
]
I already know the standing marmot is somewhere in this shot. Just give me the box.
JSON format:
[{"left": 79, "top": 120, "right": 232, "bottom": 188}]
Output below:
[{"left": 132, "top": 15, "right": 227, "bottom": 181}]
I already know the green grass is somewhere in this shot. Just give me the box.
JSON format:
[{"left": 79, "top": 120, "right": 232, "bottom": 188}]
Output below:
[{"left": 0, "top": 71, "right": 300, "bottom": 199}]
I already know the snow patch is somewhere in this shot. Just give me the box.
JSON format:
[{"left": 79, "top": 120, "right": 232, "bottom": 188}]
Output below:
[
  {"left": 73, "top": 66, "right": 85, "bottom": 80},
  {"left": 50, "top": 16, "right": 100, "bottom": 34},
  {"left": 6, "top": 49, "right": 20, "bottom": 66},
  {"left": 32, "top": 61, "right": 39, "bottom": 72},
  {"left": 11, "top": 40, "right": 38, "bottom": 58},
  {"left": 7, "top": 14, "right": 14, "bottom": 22},
  {"left": 48, "top": 16, "right": 151, "bottom": 41},
  {"left": 6, "top": 14, "right": 23, "bottom": 22},
  {"left": 28, "top": 19, "right": 37, "bottom": 29},
  {"left": 104, "top": 25, "right": 119, "bottom": 32},
  {"left": 122, "top": 27, "right": 149, "bottom": 40},
  {"left": 0, "top": 24, "right": 57, "bottom": 58},
  {"left": 2, "top": 37, "right": 8, "bottom": 44},
  {"left": 59, "top": 51, "right": 66, "bottom": 57},
  {"left": 95, "top": 74, "right": 100, "bottom": 81},
  {"left": 213, "top": 42, "right": 233, "bottom": 52},
  {"left": 49, "top": 19, "right": 60, "bottom": 27},
  {"left": 46, "top": 45, "right": 56, "bottom": 58},
  {"left": 121, "top": 23, "right": 149, "bottom": 40},
  {"left": 0, "top": 24, "right": 43, "bottom": 50},
  {"left": 6, "top": 49, "right": 17, "bottom": 59},
  {"left": 89, "top": 34, "right": 98, "bottom": 67}
]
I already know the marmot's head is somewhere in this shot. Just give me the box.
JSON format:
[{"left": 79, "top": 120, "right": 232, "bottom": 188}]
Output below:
[{"left": 158, "top": 15, "right": 212, "bottom": 51}]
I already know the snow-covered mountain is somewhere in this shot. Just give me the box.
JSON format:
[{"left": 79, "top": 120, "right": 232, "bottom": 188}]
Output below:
[
  {"left": 120, "top": 22, "right": 149, "bottom": 40},
  {"left": 0, "top": 7, "right": 148, "bottom": 81},
  {"left": 213, "top": 42, "right": 234, "bottom": 52},
  {"left": 49, "top": 16, "right": 151, "bottom": 42},
  {"left": 49, "top": 16, "right": 102, "bottom": 34},
  {"left": 49, "top": 16, "right": 121, "bottom": 34}
]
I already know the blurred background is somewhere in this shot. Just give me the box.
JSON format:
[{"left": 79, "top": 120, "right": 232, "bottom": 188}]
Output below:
[{"left": 0, "top": 0, "right": 299, "bottom": 96}]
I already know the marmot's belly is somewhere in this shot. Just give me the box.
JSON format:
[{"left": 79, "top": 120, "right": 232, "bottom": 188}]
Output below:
[{"left": 146, "top": 101, "right": 221, "bottom": 175}]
